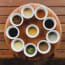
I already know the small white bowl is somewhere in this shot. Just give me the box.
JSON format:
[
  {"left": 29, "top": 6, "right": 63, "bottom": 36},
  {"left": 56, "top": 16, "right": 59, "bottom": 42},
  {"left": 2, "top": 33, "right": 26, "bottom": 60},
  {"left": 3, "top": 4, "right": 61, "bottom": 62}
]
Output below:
[
  {"left": 37, "top": 40, "right": 51, "bottom": 54},
  {"left": 21, "top": 5, "right": 34, "bottom": 19},
  {"left": 10, "top": 13, "right": 23, "bottom": 27},
  {"left": 6, "top": 26, "right": 19, "bottom": 39},
  {"left": 24, "top": 43, "right": 37, "bottom": 57},
  {"left": 26, "top": 24, "right": 39, "bottom": 38},
  {"left": 46, "top": 30, "right": 60, "bottom": 44},
  {"left": 11, "top": 38, "right": 24, "bottom": 52},
  {"left": 35, "top": 6, "right": 48, "bottom": 20},
  {"left": 43, "top": 17, "right": 56, "bottom": 30}
]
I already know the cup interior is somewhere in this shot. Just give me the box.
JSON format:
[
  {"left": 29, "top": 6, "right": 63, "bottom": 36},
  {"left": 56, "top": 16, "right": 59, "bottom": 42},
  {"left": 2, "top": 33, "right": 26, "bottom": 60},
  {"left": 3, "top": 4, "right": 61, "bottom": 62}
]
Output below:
[
  {"left": 10, "top": 13, "right": 23, "bottom": 26},
  {"left": 37, "top": 40, "right": 51, "bottom": 54},
  {"left": 46, "top": 30, "right": 60, "bottom": 44},
  {"left": 26, "top": 24, "right": 39, "bottom": 38},
  {"left": 22, "top": 5, "right": 34, "bottom": 18},
  {"left": 11, "top": 38, "right": 24, "bottom": 52},
  {"left": 35, "top": 6, "right": 48, "bottom": 20},
  {"left": 43, "top": 17, "right": 56, "bottom": 30},
  {"left": 6, "top": 26, "right": 19, "bottom": 39},
  {"left": 24, "top": 43, "right": 37, "bottom": 57}
]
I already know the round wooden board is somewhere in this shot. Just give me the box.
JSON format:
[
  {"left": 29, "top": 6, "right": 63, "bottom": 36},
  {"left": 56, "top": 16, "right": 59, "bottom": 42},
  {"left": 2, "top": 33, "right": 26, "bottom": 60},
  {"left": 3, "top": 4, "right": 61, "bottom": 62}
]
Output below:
[{"left": 4, "top": 3, "right": 62, "bottom": 60}]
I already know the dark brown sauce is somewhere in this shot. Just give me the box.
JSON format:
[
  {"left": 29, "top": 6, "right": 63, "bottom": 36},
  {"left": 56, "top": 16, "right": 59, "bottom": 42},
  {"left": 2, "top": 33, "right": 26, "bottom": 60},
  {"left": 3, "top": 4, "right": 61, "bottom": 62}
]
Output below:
[{"left": 13, "top": 15, "right": 21, "bottom": 24}]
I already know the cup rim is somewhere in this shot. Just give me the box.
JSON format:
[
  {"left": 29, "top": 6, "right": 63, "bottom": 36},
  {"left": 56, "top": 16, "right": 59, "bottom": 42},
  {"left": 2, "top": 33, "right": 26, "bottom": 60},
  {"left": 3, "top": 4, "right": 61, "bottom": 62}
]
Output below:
[
  {"left": 21, "top": 5, "right": 34, "bottom": 19},
  {"left": 10, "top": 13, "right": 24, "bottom": 27},
  {"left": 35, "top": 6, "right": 48, "bottom": 20},
  {"left": 6, "top": 26, "right": 20, "bottom": 39},
  {"left": 43, "top": 17, "right": 56, "bottom": 30},
  {"left": 11, "top": 38, "right": 24, "bottom": 52},
  {"left": 37, "top": 40, "right": 51, "bottom": 54},
  {"left": 26, "top": 24, "right": 39, "bottom": 38},
  {"left": 24, "top": 43, "right": 37, "bottom": 57},
  {"left": 46, "top": 30, "right": 60, "bottom": 44}
]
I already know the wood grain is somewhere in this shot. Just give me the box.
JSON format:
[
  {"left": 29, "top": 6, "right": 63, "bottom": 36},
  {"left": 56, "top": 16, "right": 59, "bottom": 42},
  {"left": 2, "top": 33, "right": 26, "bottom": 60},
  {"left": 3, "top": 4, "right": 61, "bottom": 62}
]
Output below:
[
  {"left": 0, "top": 7, "right": 65, "bottom": 16},
  {"left": 55, "top": 50, "right": 65, "bottom": 58},
  {"left": 0, "top": 41, "right": 8, "bottom": 49},
  {"left": 0, "top": 0, "right": 65, "bottom": 6},
  {"left": 0, "top": 50, "right": 14, "bottom": 58}
]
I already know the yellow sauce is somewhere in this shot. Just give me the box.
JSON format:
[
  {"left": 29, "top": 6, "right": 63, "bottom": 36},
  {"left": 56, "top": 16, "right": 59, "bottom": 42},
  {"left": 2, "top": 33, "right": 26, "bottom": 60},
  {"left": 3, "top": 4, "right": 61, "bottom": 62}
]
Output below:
[{"left": 28, "top": 27, "right": 37, "bottom": 36}]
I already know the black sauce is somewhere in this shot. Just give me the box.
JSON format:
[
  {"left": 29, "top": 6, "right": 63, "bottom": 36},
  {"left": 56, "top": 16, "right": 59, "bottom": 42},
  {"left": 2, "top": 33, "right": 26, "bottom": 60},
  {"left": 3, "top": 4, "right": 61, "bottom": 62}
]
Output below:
[
  {"left": 45, "top": 19, "right": 54, "bottom": 29},
  {"left": 9, "top": 28, "right": 18, "bottom": 37}
]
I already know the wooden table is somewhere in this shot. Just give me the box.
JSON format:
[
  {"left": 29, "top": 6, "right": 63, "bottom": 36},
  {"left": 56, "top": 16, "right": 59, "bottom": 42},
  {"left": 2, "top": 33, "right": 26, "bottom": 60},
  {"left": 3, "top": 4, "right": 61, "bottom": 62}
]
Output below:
[{"left": 0, "top": 0, "right": 65, "bottom": 65}]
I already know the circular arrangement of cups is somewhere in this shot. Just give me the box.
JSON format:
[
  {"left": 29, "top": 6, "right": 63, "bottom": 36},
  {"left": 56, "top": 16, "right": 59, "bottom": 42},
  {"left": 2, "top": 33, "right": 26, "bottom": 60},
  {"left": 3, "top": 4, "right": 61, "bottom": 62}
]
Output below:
[
  {"left": 43, "top": 17, "right": 56, "bottom": 30},
  {"left": 26, "top": 24, "right": 39, "bottom": 38},
  {"left": 10, "top": 13, "right": 24, "bottom": 27},
  {"left": 6, "top": 26, "right": 19, "bottom": 39},
  {"left": 5, "top": 4, "right": 61, "bottom": 58},
  {"left": 37, "top": 40, "right": 51, "bottom": 54},
  {"left": 24, "top": 43, "right": 37, "bottom": 57},
  {"left": 46, "top": 30, "right": 60, "bottom": 44},
  {"left": 11, "top": 38, "right": 24, "bottom": 52},
  {"left": 21, "top": 5, "right": 34, "bottom": 19},
  {"left": 35, "top": 6, "right": 48, "bottom": 20}
]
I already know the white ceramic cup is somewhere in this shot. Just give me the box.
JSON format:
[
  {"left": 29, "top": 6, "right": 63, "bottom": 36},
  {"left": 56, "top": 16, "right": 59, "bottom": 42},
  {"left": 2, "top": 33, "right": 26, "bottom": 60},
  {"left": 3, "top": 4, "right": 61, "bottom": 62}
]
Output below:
[
  {"left": 11, "top": 38, "right": 24, "bottom": 52},
  {"left": 43, "top": 17, "right": 56, "bottom": 30},
  {"left": 24, "top": 43, "right": 37, "bottom": 57},
  {"left": 10, "top": 13, "right": 23, "bottom": 26},
  {"left": 21, "top": 5, "right": 34, "bottom": 19},
  {"left": 26, "top": 24, "right": 39, "bottom": 38},
  {"left": 35, "top": 6, "right": 48, "bottom": 20},
  {"left": 46, "top": 30, "right": 60, "bottom": 44},
  {"left": 37, "top": 40, "right": 51, "bottom": 54},
  {"left": 6, "top": 26, "right": 19, "bottom": 39}
]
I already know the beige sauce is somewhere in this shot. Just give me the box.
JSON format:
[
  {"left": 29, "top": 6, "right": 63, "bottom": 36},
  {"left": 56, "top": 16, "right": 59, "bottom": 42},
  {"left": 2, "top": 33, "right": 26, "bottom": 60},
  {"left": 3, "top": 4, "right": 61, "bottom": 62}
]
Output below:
[
  {"left": 23, "top": 8, "right": 32, "bottom": 17},
  {"left": 14, "top": 41, "right": 22, "bottom": 50}
]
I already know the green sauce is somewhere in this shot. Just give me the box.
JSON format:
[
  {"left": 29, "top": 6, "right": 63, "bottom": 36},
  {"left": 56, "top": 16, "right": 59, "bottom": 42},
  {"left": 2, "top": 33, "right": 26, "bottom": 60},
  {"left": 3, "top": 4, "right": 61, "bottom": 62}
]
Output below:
[{"left": 26, "top": 45, "right": 35, "bottom": 54}]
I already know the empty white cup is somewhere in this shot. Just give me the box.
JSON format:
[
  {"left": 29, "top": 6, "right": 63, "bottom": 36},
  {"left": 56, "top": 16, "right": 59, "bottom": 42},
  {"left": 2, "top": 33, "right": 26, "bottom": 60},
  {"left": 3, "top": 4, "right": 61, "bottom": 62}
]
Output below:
[
  {"left": 11, "top": 38, "right": 24, "bottom": 52},
  {"left": 10, "top": 13, "right": 23, "bottom": 26},
  {"left": 21, "top": 5, "right": 34, "bottom": 19},
  {"left": 46, "top": 30, "right": 60, "bottom": 44},
  {"left": 43, "top": 17, "right": 56, "bottom": 30},
  {"left": 37, "top": 40, "right": 51, "bottom": 54},
  {"left": 26, "top": 24, "right": 39, "bottom": 38},
  {"left": 6, "top": 26, "right": 19, "bottom": 39},
  {"left": 24, "top": 43, "right": 37, "bottom": 57},
  {"left": 35, "top": 6, "right": 48, "bottom": 20}
]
